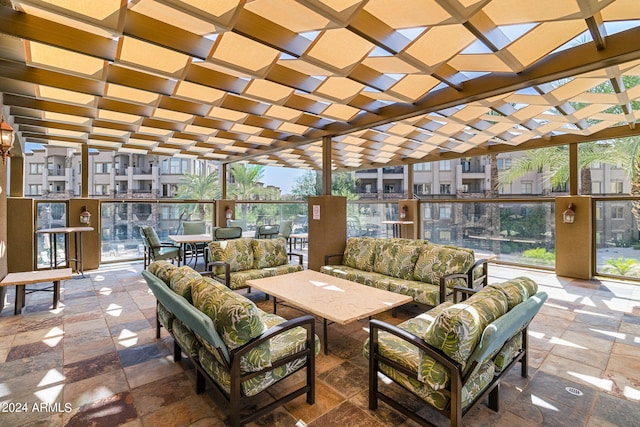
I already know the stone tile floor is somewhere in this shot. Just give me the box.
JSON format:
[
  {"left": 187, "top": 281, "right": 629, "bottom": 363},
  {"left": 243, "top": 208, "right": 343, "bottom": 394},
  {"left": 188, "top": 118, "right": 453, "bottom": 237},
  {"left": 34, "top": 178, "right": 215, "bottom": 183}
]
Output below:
[{"left": 0, "top": 262, "right": 639, "bottom": 426}]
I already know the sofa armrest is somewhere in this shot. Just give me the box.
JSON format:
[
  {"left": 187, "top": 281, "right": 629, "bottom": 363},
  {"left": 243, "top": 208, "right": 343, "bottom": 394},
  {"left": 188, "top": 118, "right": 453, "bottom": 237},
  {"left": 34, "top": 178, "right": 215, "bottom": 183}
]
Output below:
[
  {"left": 231, "top": 315, "right": 316, "bottom": 375},
  {"left": 439, "top": 273, "right": 468, "bottom": 304},
  {"left": 468, "top": 258, "right": 489, "bottom": 289},
  {"left": 452, "top": 286, "right": 479, "bottom": 303},
  {"left": 368, "top": 318, "right": 462, "bottom": 383},
  {"left": 324, "top": 253, "right": 344, "bottom": 265},
  {"left": 207, "top": 260, "right": 231, "bottom": 288},
  {"left": 287, "top": 252, "right": 304, "bottom": 265}
]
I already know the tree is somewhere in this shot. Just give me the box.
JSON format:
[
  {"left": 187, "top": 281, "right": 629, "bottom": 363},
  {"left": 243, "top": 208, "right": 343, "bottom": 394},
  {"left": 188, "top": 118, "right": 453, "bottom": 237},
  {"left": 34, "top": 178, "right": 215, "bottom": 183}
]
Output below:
[
  {"left": 291, "top": 170, "right": 320, "bottom": 199},
  {"left": 175, "top": 172, "right": 220, "bottom": 221}
]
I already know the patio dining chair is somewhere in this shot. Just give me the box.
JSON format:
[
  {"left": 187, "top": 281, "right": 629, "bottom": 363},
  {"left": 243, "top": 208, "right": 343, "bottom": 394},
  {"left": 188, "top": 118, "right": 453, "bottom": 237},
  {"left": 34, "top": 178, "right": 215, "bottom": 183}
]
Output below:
[
  {"left": 140, "top": 226, "right": 181, "bottom": 269},
  {"left": 182, "top": 220, "right": 207, "bottom": 267},
  {"left": 213, "top": 226, "right": 243, "bottom": 241},
  {"left": 255, "top": 224, "right": 280, "bottom": 239}
]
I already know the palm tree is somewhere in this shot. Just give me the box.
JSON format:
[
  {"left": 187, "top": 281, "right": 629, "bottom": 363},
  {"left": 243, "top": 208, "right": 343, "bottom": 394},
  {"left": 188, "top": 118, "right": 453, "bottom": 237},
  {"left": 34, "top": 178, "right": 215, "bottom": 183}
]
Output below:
[{"left": 176, "top": 172, "right": 220, "bottom": 221}]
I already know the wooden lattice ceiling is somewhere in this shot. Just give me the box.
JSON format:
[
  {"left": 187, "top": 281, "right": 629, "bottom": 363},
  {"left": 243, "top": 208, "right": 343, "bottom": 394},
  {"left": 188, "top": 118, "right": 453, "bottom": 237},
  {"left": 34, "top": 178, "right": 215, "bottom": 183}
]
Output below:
[{"left": 1, "top": 0, "right": 640, "bottom": 171}]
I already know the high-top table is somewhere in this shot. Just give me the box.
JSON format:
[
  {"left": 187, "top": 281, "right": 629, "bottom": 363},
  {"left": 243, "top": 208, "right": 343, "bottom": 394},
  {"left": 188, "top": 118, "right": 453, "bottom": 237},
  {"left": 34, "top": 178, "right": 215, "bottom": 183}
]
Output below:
[
  {"left": 36, "top": 226, "right": 94, "bottom": 277},
  {"left": 247, "top": 270, "right": 412, "bottom": 354}
]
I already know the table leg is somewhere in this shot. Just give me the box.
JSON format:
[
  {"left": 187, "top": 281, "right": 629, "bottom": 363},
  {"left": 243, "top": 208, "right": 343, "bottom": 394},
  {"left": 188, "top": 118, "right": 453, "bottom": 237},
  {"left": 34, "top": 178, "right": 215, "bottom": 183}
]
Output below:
[
  {"left": 273, "top": 297, "right": 277, "bottom": 314},
  {"left": 53, "top": 280, "right": 60, "bottom": 309},
  {"left": 14, "top": 284, "right": 24, "bottom": 315},
  {"left": 323, "top": 318, "right": 328, "bottom": 355}
]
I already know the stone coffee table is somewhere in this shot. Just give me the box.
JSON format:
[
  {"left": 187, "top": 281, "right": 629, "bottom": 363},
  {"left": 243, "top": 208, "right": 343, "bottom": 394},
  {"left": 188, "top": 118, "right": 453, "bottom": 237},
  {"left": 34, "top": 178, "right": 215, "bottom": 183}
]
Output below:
[{"left": 247, "top": 269, "right": 412, "bottom": 354}]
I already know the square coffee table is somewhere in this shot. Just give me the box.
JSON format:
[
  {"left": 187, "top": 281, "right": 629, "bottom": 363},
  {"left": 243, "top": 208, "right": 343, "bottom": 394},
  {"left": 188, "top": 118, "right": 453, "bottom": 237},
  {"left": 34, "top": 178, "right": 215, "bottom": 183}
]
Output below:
[{"left": 247, "top": 270, "right": 412, "bottom": 354}]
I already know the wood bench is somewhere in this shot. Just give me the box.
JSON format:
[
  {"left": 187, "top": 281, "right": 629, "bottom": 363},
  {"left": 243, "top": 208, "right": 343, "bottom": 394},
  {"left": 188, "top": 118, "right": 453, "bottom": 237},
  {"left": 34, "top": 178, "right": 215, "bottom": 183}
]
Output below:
[{"left": 0, "top": 269, "right": 73, "bottom": 315}]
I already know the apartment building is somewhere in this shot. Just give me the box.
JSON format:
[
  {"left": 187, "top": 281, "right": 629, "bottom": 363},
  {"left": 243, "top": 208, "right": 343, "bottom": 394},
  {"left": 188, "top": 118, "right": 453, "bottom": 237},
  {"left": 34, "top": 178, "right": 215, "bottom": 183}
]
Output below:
[{"left": 24, "top": 147, "right": 220, "bottom": 199}]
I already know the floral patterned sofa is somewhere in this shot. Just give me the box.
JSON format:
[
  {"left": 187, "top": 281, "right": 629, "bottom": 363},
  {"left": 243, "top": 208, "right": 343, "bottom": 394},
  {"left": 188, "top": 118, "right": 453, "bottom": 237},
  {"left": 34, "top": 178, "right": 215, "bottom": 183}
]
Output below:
[
  {"left": 141, "top": 261, "right": 319, "bottom": 427},
  {"left": 365, "top": 276, "right": 548, "bottom": 426},
  {"left": 207, "top": 237, "right": 303, "bottom": 292},
  {"left": 322, "top": 237, "right": 488, "bottom": 307}
]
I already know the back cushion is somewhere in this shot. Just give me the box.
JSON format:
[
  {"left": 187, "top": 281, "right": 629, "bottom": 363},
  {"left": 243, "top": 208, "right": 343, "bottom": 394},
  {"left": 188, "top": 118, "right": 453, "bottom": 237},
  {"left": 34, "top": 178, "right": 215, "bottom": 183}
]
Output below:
[
  {"left": 373, "top": 241, "right": 421, "bottom": 279},
  {"left": 192, "top": 279, "right": 270, "bottom": 370},
  {"left": 252, "top": 237, "right": 288, "bottom": 268},
  {"left": 208, "top": 238, "right": 255, "bottom": 273},
  {"left": 169, "top": 266, "right": 202, "bottom": 302},
  {"left": 149, "top": 260, "right": 177, "bottom": 284},
  {"left": 142, "top": 226, "right": 161, "bottom": 248},
  {"left": 424, "top": 286, "right": 509, "bottom": 367},
  {"left": 489, "top": 277, "right": 538, "bottom": 310},
  {"left": 413, "top": 244, "right": 474, "bottom": 287},
  {"left": 342, "top": 237, "right": 378, "bottom": 271}
]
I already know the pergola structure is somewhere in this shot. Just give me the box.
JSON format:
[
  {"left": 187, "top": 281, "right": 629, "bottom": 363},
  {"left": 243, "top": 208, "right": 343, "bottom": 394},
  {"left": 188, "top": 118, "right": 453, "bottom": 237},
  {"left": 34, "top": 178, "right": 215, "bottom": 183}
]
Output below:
[{"left": 0, "top": 0, "right": 639, "bottom": 173}]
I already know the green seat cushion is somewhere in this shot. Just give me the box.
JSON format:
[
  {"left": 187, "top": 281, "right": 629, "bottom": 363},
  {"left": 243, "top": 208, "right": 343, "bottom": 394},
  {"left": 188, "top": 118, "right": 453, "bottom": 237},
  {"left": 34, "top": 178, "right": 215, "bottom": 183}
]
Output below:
[
  {"left": 172, "top": 318, "right": 201, "bottom": 358},
  {"left": 156, "top": 302, "right": 175, "bottom": 333},
  {"left": 342, "top": 237, "right": 378, "bottom": 272},
  {"left": 386, "top": 277, "right": 442, "bottom": 307},
  {"left": 208, "top": 238, "right": 255, "bottom": 274},
  {"left": 373, "top": 241, "right": 421, "bottom": 280},
  {"left": 413, "top": 244, "right": 474, "bottom": 288},
  {"left": 225, "top": 269, "right": 276, "bottom": 290},
  {"left": 252, "top": 237, "right": 288, "bottom": 269}
]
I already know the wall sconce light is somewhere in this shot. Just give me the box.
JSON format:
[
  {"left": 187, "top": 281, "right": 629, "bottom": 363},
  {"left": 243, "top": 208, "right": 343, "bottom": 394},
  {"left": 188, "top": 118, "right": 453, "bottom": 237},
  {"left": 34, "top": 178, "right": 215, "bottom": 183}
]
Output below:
[
  {"left": 225, "top": 206, "right": 233, "bottom": 220},
  {"left": 400, "top": 204, "right": 408, "bottom": 219},
  {"left": 0, "top": 114, "right": 15, "bottom": 164},
  {"left": 562, "top": 203, "right": 575, "bottom": 224},
  {"left": 80, "top": 206, "right": 92, "bottom": 225}
]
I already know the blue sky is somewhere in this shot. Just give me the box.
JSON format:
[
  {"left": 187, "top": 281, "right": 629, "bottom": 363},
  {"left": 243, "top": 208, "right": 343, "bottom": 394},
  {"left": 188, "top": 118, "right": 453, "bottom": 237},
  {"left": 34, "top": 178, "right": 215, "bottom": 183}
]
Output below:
[{"left": 262, "top": 166, "right": 308, "bottom": 194}]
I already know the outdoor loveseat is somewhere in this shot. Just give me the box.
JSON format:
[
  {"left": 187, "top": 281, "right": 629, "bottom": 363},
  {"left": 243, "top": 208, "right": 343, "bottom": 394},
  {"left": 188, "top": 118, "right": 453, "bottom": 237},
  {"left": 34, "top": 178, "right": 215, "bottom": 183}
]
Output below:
[
  {"left": 207, "top": 237, "right": 303, "bottom": 292},
  {"left": 322, "top": 237, "right": 488, "bottom": 307},
  {"left": 365, "top": 276, "right": 547, "bottom": 426},
  {"left": 142, "top": 261, "right": 319, "bottom": 427}
]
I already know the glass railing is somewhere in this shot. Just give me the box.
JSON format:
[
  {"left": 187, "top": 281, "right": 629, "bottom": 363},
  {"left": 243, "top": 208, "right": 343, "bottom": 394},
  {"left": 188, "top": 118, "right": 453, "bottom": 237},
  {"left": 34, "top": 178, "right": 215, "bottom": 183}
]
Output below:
[
  {"left": 594, "top": 197, "right": 640, "bottom": 279},
  {"left": 35, "top": 201, "right": 68, "bottom": 269},
  {"left": 232, "top": 201, "right": 308, "bottom": 235},
  {"left": 417, "top": 199, "right": 556, "bottom": 267},
  {"left": 45, "top": 196, "right": 640, "bottom": 281},
  {"left": 100, "top": 200, "right": 214, "bottom": 263}
]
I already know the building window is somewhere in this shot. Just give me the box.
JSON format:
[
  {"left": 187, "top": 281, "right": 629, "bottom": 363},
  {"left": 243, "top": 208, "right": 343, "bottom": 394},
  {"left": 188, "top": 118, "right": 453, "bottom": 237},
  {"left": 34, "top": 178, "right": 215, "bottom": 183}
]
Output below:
[
  {"left": 497, "top": 158, "right": 512, "bottom": 170},
  {"left": 94, "top": 184, "right": 111, "bottom": 195},
  {"left": 595, "top": 206, "right": 602, "bottom": 220},
  {"left": 591, "top": 161, "right": 602, "bottom": 169},
  {"left": 414, "top": 163, "right": 432, "bottom": 172},
  {"left": 439, "top": 230, "right": 451, "bottom": 241},
  {"left": 499, "top": 183, "right": 512, "bottom": 194},
  {"left": 592, "top": 181, "right": 602, "bottom": 194},
  {"left": 414, "top": 183, "right": 431, "bottom": 195},
  {"left": 611, "top": 206, "right": 624, "bottom": 219},
  {"left": 611, "top": 181, "right": 623, "bottom": 194},
  {"left": 29, "top": 163, "right": 44, "bottom": 174},
  {"left": 439, "top": 160, "right": 451, "bottom": 171},
  {"left": 28, "top": 184, "right": 42, "bottom": 195},
  {"left": 461, "top": 184, "right": 469, "bottom": 193},
  {"left": 423, "top": 206, "right": 432, "bottom": 219},
  {"left": 522, "top": 181, "right": 533, "bottom": 194},
  {"left": 439, "top": 205, "right": 451, "bottom": 219},
  {"left": 162, "top": 158, "right": 188, "bottom": 174},
  {"left": 424, "top": 230, "right": 432, "bottom": 240},
  {"left": 94, "top": 163, "right": 111, "bottom": 174},
  {"left": 440, "top": 183, "right": 451, "bottom": 194},
  {"left": 384, "top": 184, "right": 395, "bottom": 193}
]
